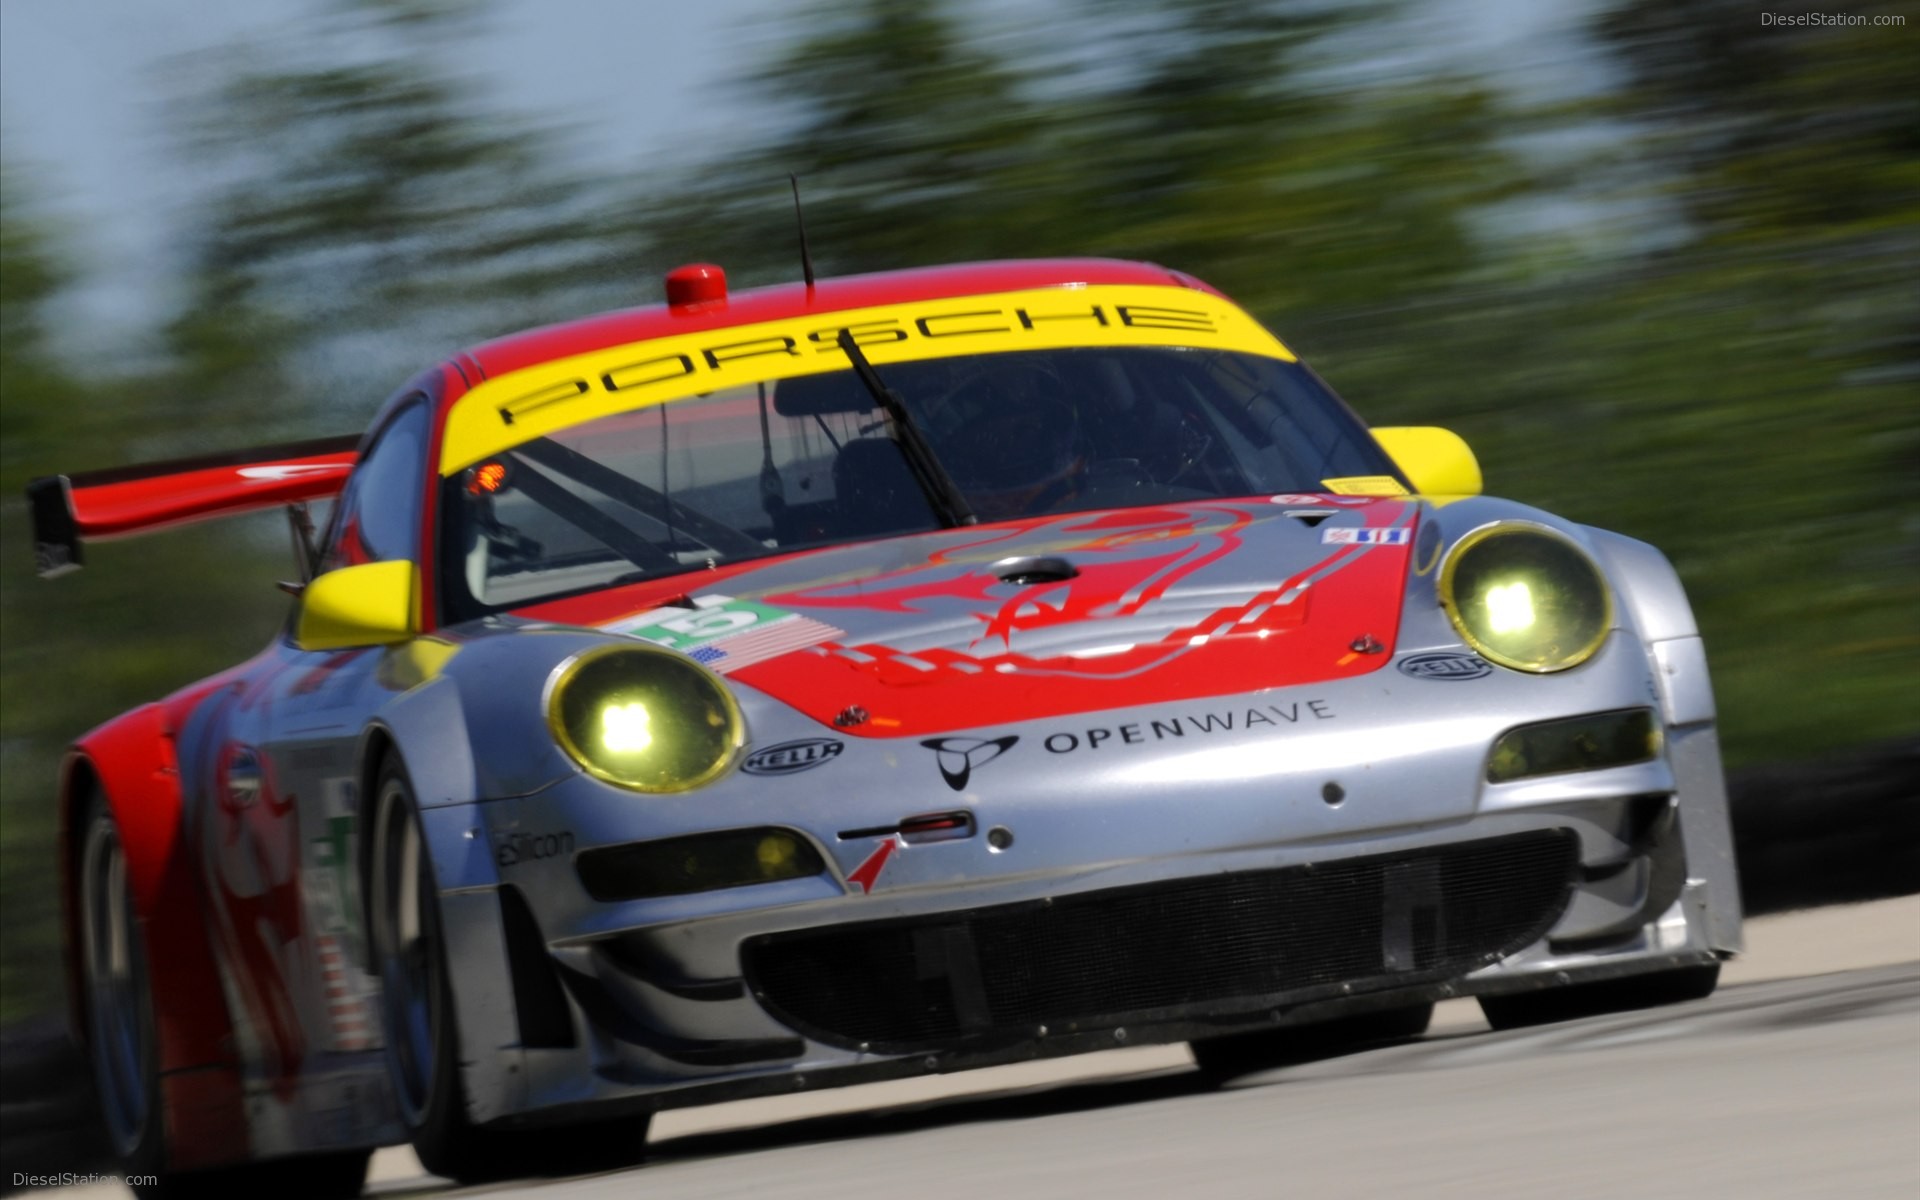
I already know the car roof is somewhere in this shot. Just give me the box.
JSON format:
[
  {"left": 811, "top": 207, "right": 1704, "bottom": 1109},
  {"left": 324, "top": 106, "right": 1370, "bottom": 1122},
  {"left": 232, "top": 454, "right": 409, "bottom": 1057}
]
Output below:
[{"left": 459, "top": 258, "right": 1218, "bottom": 382}]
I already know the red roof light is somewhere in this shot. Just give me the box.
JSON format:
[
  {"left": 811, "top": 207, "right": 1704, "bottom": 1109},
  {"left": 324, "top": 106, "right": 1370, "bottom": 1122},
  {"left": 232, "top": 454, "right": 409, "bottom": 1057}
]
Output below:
[{"left": 665, "top": 263, "right": 727, "bottom": 308}]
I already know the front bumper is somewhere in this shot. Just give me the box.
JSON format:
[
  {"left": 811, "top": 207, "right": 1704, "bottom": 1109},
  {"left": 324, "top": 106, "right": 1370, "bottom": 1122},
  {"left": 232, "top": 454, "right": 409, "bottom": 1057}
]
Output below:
[{"left": 424, "top": 633, "right": 1740, "bottom": 1125}]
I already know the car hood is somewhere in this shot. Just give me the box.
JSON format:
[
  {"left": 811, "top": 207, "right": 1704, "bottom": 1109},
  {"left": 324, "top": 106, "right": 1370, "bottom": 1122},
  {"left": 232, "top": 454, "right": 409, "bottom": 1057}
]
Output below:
[{"left": 520, "top": 496, "right": 1422, "bottom": 737}]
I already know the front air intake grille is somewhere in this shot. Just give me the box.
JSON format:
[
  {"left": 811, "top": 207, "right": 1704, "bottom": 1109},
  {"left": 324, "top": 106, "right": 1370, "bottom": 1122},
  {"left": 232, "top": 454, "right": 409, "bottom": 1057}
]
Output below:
[{"left": 742, "top": 830, "right": 1577, "bottom": 1053}]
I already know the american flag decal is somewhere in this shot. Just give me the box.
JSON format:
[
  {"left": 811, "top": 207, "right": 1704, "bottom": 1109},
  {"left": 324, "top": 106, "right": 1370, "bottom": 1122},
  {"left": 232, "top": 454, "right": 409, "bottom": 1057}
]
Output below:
[{"left": 692, "top": 615, "right": 842, "bottom": 674}]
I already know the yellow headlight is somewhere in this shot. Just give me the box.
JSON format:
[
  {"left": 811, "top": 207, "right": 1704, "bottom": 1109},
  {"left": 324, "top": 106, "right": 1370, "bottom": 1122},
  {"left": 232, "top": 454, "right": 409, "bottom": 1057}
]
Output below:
[
  {"left": 1439, "top": 524, "right": 1612, "bottom": 673},
  {"left": 547, "top": 645, "right": 744, "bottom": 792}
]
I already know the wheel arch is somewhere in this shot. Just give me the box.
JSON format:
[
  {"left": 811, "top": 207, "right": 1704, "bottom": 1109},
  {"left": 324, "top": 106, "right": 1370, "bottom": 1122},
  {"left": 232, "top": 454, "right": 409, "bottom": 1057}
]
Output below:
[
  {"left": 352, "top": 677, "right": 527, "bottom": 1126},
  {"left": 61, "top": 703, "right": 252, "bottom": 1172},
  {"left": 1583, "top": 526, "right": 1701, "bottom": 644},
  {"left": 1583, "top": 525, "right": 1744, "bottom": 952}
]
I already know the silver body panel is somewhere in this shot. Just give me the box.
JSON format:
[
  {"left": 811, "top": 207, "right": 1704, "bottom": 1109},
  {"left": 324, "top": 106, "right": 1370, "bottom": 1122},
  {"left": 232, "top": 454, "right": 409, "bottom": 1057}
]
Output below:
[{"left": 170, "top": 492, "right": 1741, "bottom": 1147}]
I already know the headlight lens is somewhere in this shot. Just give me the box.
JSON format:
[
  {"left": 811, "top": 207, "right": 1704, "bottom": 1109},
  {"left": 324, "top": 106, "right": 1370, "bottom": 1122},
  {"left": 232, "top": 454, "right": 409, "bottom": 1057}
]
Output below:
[
  {"left": 576, "top": 828, "right": 825, "bottom": 901},
  {"left": 547, "top": 645, "right": 743, "bottom": 792},
  {"left": 1439, "top": 524, "right": 1612, "bottom": 672},
  {"left": 1487, "top": 708, "right": 1660, "bottom": 783}
]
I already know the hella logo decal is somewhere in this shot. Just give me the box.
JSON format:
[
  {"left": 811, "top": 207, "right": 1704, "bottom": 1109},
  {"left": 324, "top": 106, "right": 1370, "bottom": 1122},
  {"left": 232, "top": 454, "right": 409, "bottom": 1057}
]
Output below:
[
  {"left": 1398, "top": 652, "right": 1494, "bottom": 681},
  {"left": 742, "top": 738, "right": 845, "bottom": 776}
]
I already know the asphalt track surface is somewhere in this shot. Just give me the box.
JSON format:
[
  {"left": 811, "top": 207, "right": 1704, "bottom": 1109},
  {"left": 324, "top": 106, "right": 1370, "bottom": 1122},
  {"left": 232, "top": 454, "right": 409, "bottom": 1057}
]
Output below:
[{"left": 56, "top": 898, "right": 1920, "bottom": 1198}]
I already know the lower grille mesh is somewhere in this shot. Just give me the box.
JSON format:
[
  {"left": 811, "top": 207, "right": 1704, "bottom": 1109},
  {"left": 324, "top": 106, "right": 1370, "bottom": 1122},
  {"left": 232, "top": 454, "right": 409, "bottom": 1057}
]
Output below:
[{"left": 743, "top": 830, "right": 1577, "bottom": 1052}]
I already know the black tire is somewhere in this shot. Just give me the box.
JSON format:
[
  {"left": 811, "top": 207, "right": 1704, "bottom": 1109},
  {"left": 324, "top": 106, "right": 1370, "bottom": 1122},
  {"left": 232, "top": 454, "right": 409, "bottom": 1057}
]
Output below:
[
  {"left": 367, "top": 754, "right": 649, "bottom": 1183},
  {"left": 1477, "top": 963, "right": 1721, "bottom": 1031},
  {"left": 77, "top": 785, "right": 165, "bottom": 1185},
  {"left": 1190, "top": 1003, "right": 1434, "bottom": 1080},
  {"left": 79, "top": 787, "right": 369, "bottom": 1199}
]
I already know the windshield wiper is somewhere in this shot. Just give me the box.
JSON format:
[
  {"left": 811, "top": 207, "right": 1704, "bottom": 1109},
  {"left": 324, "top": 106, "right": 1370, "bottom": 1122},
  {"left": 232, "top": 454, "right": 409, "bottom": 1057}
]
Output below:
[{"left": 836, "top": 329, "right": 976, "bottom": 528}]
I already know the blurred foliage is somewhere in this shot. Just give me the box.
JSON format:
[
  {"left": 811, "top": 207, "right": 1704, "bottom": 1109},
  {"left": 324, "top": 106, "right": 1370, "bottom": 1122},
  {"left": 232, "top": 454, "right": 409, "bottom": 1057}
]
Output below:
[
  {"left": 2, "top": 0, "right": 1916, "bottom": 1022},
  {"left": 1, "top": 169, "right": 300, "bottom": 1022},
  {"left": 164, "top": 0, "right": 654, "bottom": 422}
]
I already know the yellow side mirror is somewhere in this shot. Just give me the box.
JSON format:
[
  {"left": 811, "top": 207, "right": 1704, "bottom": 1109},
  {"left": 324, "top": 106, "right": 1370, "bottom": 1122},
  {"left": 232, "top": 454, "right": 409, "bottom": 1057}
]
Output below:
[
  {"left": 1372, "top": 427, "right": 1483, "bottom": 497},
  {"left": 296, "top": 560, "right": 418, "bottom": 650}
]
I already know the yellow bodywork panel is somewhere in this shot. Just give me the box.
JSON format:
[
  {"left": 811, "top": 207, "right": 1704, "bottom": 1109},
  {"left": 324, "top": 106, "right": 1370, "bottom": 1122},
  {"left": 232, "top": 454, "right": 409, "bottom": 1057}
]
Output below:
[
  {"left": 1322, "top": 475, "right": 1410, "bottom": 497},
  {"left": 296, "top": 560, "right": 419, "bottom": 650},
  {"left": 1372, "top": 427, "right": 1483, "bottom": 497},
  {"left": 440, "top": 285, "right": 1296, "bottom": 474},
  {"left": 376, "top": 637, "right": 460, "bottom": 692}
]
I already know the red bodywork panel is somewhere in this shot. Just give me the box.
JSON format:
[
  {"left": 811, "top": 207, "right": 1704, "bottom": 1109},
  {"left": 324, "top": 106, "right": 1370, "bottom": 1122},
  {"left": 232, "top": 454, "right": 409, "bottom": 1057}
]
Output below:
[
  {"left": 64, "top": 676, "right": 256, "bottom": 1171},
  {"left": 521, "top": 501, "right": 1419, "bottom": 738}
]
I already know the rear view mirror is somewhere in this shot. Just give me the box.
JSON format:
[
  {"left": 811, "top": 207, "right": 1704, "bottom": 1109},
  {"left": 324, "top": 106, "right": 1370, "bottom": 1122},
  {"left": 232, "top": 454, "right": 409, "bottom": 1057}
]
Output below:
[
  {"left": 295, "top": 560, "right": 418, "bottom": 650},
  {"left": 772, "top": 371, "right": 876, "bottom": 417},
  {"left": 1371, "top": 426, "right": 1483, "bottom": 497}
]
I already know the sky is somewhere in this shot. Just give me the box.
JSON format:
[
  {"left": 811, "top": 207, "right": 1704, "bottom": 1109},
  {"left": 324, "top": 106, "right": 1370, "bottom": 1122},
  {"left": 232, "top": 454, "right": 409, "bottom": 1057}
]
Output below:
[
  {"left": 0, "top": 0, "right": 1609, "bottom": 344},
  {"left": 0, "top": 0, "right": 783, "bottom": 338}
]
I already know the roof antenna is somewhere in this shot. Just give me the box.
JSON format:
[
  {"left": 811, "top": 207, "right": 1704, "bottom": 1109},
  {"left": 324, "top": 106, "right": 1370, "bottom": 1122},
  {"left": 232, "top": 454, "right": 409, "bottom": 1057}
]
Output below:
[{"left": 790, "top": 174, "right": 817, "bottom": 290}]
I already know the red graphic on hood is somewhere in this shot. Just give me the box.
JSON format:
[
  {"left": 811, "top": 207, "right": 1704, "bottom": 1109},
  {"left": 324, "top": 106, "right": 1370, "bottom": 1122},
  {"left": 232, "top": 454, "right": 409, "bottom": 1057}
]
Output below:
[
  {"left": 737, "top": 501, "right": 1420, "bottom": 736},
  {"left": 776, "top": 506, "right": 1247, "bottom": 639}
]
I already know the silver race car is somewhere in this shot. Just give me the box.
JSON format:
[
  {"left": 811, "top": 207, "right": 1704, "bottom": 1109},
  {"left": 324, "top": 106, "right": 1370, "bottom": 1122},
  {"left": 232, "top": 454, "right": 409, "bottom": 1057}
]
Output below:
[{"left": 31, "top": 259, "right": 1741, "bottom": 1196}]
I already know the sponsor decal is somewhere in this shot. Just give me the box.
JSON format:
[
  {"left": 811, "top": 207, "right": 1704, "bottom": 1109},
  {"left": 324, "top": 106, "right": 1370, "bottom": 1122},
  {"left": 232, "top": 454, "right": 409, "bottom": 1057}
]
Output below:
[
  {"left": 1397, "top": 652, "right": 1494, "bottom": 681},
  {"left": 1269, "top": 493, "right": 1378, "bottom": 508},
  {"left": 1041, "top": 700, "right": 1335, "bottom": 754},
  {"left": 206, "top": 744, "right": 305, "bottom": 1100},
  {"left": 1322, "top": 527, "right": 1410, "bottom": 545},
  {"left": 499, "top": 301, "right": 1219, "bottom": 424},
  {"left": 496, "top": 829, "right": 577, "bottom": 869},
  {"left": 605, "top": 595, "right": 841, "bottom": 674},
  {"left": 920, "top": 735, "right": 1020, "bottom": 791},
  {"left": 742, "top": 738, "right": 846, "bottom": 776},
  {"left": 847, "top": 837, "right": 900, "bottom": 894},
  {"left": 443, "top": 282, "right": 1279, "bottom": 472}
]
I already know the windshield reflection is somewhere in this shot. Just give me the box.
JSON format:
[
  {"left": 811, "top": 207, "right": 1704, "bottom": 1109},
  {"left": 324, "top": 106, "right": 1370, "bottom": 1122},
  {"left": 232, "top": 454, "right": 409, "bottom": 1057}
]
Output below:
[{"left": 438, "top": 347, "right": 1397, "bottom": 620}]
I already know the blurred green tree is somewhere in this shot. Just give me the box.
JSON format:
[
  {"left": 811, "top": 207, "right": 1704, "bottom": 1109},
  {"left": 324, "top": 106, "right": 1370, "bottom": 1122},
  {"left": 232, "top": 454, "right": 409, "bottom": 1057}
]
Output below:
[
  {"left": 1, "top": 169, "right": 295, "bottom": 1021},
  {"left": 651, "top": 0, "right": 1916, "bottom": 764},
  {"left": 6, "top": 0, "right": 1914, "bottom": 1027},
  {"left": 0, "top": 0, "right": 641, "bottom": 1021},
  {"left": 1540, "top": 0, "right": 1920, "bottom": 758},
  {"left": 165, "top": 0, "right": 647, "bottom": 429},
  {"left": 647, "top": 0, "right": 1524, "bottom": 366}
]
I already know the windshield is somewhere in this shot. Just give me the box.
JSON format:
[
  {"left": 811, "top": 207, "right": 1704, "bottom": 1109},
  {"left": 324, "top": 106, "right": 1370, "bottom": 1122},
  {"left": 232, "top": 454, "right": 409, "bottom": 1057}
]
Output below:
[{"left": 437, "top": 347, "right": 1399, "bottom": 620}]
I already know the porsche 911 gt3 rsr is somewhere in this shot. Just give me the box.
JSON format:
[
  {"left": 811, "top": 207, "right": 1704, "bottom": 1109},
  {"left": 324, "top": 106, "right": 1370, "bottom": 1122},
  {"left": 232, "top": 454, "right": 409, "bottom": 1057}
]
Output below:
[{"left": 30, "top": 258, "right": 1741, "bottom": 1196}]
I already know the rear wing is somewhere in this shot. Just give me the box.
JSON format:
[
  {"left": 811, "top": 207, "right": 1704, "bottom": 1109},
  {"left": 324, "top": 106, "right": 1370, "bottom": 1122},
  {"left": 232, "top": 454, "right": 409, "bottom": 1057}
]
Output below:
[{"left": 26, "top": 435, "right": 360, "bottom": 578}]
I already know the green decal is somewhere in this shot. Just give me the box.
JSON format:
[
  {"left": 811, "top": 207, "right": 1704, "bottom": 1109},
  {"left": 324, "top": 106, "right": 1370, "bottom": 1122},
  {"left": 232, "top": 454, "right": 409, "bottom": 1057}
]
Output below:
[{"left": 620, "top": 597, "right": 791, "bottom": 651}]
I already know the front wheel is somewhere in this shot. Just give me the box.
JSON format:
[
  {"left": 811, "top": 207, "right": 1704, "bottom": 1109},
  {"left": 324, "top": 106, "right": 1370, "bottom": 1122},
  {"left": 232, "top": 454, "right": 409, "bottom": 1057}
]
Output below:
[
  {"left": 1477, "top": 964, "right": 1721, "bottom": 1031},
  {"left": 80, "top": 787, "right": 369, "bottom": 1199},
  {"left": 367, "top": 755, "right": 649, "bottom": 1183},
  {"left": 1190, "top": 1003, "right": 1434, "bottom": 1080}
]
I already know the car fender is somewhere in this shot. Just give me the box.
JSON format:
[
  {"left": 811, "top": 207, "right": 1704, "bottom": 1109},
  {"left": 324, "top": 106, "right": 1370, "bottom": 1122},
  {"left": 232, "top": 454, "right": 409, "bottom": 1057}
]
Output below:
[
  {"left": 361, "top": 674, "right": 478, "bottom": 819},
  {"left": 1584, "top": 527, "right": 1714, "bottom": 723},
  {"left": 1584, "top": 526, "right": 1743, "bottom": 953},
  {"left": 62, "top": 700, "right": 251, "bottom": 1172},
  {"left": 358, "top": 674, "right": 527, "bottom": 1121}
]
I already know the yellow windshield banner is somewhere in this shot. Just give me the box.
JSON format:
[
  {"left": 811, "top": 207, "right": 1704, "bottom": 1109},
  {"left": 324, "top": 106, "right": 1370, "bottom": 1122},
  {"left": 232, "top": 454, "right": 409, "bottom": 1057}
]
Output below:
[{"left": 439, "top": 285, "right": 1294, "bottom": 474}]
